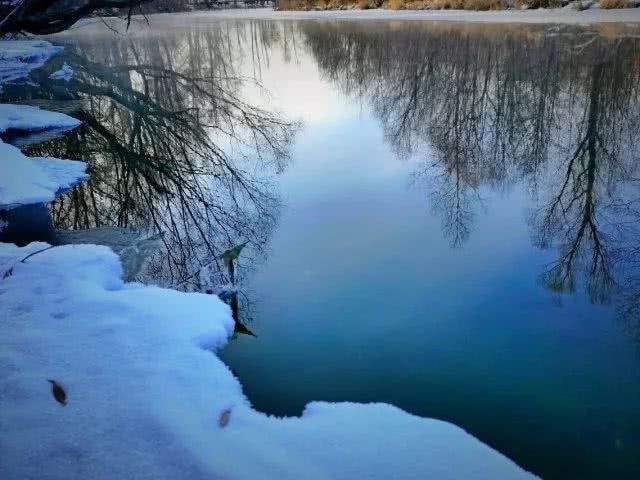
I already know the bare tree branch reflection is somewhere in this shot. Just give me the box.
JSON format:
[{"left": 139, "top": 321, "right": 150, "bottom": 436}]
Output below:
[
  {"left": 300, "top": 22, "right": 640, "bottom": 329},
  {"left": 16, "top": 23, "right": 299, "bottom": 295}
]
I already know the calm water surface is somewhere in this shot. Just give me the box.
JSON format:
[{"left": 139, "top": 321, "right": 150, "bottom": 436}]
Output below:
[{"left": 3, "top": 15, "right": 640, "bottom": 479}]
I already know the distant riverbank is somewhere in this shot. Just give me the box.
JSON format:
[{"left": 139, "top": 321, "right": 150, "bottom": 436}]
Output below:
[{"left": 178, "top": 5, "right": 640, "bottom": 23}]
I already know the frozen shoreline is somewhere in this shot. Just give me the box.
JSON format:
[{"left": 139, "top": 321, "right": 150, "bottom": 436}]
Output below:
[
  {"left": 0, "top": 241, "right": 539, "bottom": 479},
  {"left": 0, "top": 40, "right": 85, "bottom": 211},
  {"left": 164, "top": 7, "right": 640, "bottom": 25}
]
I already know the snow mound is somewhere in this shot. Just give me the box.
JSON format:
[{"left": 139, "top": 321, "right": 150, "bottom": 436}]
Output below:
[
  {"left": 0, "top": 103, "right": 85, "bottom": 210},
  {"left": 0, "top": 103, "right": 80, "bottom": 135},
  {"left": 0, "top": 141, "right": 87, "bottom": 210},
  {"left": 0, "top": 102, "right": 82, "bottom": 147},
  {"left": 0, "top": 242, "right": 538, "bottom": 480},
  {"left": 49, "top": 62, "right": 74, "bottom": 82},
  {"left": 0, "top": 40, "right": 63, "bottom": 84}
]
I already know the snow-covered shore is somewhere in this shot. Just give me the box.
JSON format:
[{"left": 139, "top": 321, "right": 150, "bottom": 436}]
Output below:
[
  {"left": 0, "top": 40, "right": 62, "bottom": 84},
  {"left": 0, "top": 35, "right": 538, "bottom": 480},
  {"left": 0, "top": 41, "right": 86, "bottom": 210},
  {"left": 0, "top": 242, "right": 538, "bottom": 480},
  {"left": 0, "top": 103, "right": 86, "bottom": 210},
  {"left": 160, "top": 6, "right": 640, "bottom": 25}
]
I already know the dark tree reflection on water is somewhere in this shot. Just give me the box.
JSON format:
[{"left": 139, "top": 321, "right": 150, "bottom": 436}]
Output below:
[
  {"left": 301, "top": 22, "right": 640, "bottom": 331},
  {"left": 9, "top": 23, "right": 299, "bottom": 298}
]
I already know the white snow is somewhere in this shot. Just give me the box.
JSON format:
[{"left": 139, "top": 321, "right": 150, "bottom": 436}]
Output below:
[
  {"left": 0, "top": 141, "right": 87, "bottom": 209},
  {"left": 0, "top": 242, "right": 538, "bottom": 480},
  {"left": 0, "top": 103, "right": 85, "bottom": 210},
  {"left": 49, "top": 62, "right": 74, "bottom": 82},
  {"left": 0, "top": 103, "right": 80, "bottom": 134},
  {"left": 0, "top": 40, "right": 63, "bottom": 84}
]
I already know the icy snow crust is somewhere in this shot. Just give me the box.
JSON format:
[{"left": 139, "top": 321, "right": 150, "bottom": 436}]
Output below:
[
  {"left": 0, "top": 40, "right": 63, "bottom": 83},
  {"left": 0, "top": 105, "right": 85, "bottom": 210},
  {"left": 0, "top": 242, "right": 538, "bottom": 480},
  {"left": 0, "top": 103, "right": 80, "bottom": 134},
  {"left": 0, "top": 141, "right": 87, "bottom": 209},
  {"left": 0, "top": 43, "right": 85, "bottom": 210}
]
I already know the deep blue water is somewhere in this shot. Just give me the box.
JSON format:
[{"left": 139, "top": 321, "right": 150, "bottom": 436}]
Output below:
[{"left": 220, "top": 72, "right": 640, "bottom": 479}]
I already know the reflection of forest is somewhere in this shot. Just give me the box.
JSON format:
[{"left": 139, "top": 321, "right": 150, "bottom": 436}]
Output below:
[
  {"left": 3, "top": 22, "right": 299, "bottom": 295},
  {"left": 302, "top": 22, "right": 640, "bottom": 324},
  {"left": 2, "top": 20, "right": 639, "bottom": 326}
]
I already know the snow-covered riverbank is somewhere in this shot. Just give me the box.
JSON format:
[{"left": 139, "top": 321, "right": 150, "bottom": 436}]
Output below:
[
  {"left": 0, "top": 36, "right": 538, "bottom": 479},
  {"left": 0, "top": 40, "right": 62, "bottom": 83},
  {"left": 150, "top": 6, "right": 640, "bottom": 25},
  {"left": 0, "top": 41, "right": 86, "bottom": 210},
  {"left": 0, "top": 241, "right": 538, "bottom": 479}
]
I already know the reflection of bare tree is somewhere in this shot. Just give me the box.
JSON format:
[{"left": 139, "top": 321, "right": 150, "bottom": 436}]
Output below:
[
  {"left": 534, "top": 61, "right": 613, "bottom": 303},
  {"left": 301, "top": 22, "right": 640, "bottom": 327},
  {"left": 427, "top": 169, "right": 478, "bottom": 248},
  {"left": 532, "top": 39, "right": 640, "bottom": 308},
  {"left": 17, "top": 23, "right": 299, "bottom": 292},
  {"left": 303, "top": 23, "right": 568, "bottom": 247}
]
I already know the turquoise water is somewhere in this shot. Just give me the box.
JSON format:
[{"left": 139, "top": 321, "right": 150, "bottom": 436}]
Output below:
[
  {"left": 4, "top": 16, "right": 640, "bottom": 479},
  {"left": 220, "top": 64, "right": 640, "bottom": 479}
]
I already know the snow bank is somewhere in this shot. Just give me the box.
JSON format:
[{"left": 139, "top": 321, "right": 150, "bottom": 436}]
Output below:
[
  {"left": 0, "top": 104, "right": 85, "bottom": 209},
  {"left": 0, "top": 103, "right": 80, "bottom": 134},
  {"left": 0, "top": 142, "right": 87, "bottom": 209},
  {"left": 0, "top": 40, "right": 63, "bottom": 83},
  {"left": 0, "top": 242, "right": 538, "bottom": 480}
]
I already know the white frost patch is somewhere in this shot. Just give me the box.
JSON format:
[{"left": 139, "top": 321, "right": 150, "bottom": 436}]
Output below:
[
  {"left": 0, "top": 141, "right": 87, "bottom": 209},
  {"left": 0, "top": 242, "right": 537, "bottom": 480},
  {"left": 0, "top": 103, "right": 80, "bottom": 134},
  {"left": 0, "top": 40, "right": 63, "bottom": 84},
  {"left": 49, "top": 62, "right": 74, "bottom": 82}
]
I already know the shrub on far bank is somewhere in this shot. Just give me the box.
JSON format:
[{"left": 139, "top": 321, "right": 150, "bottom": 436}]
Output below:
[
  {"left": 358, "top": 0, "right": 385, "bottom": 8},
  {"left": 386, "top": 0, "right": 405, "bottom": 9},
  {"left": 462, "top": 0, "right": 504, "bottom": 9},
  {"left": 275, "top": 0, "right": 639, "bottom": 8},
  {"left": 389, "top": 0, "right": 506, "bottom": 8},
  {"left": 515, "top": 0, "right": 562, "bottom": 7},
  {"left": 276, "top": 0, "right": 312, "bottom": 8},
  {"left": 599, "top": 0, "right": 632, "bottom": 7}
]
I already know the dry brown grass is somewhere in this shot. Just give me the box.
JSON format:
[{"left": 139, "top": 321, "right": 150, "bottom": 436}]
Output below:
[
  {"left": 599, "top": 0, "right": 631, "bottom": 8},
  {"left": 462, "top": 0, "right": 503, "bottom": 9},
  {"left": 414, "top": 0, "right": 506, "bottom": 8},
  {"left": 276, "top": 0, "right": 587, "bottom": 8},
  {"left": 356, "top": 0, "right": 385, "bottom": 7},
  {"left": 514, "top": 0, "right": 562, "bottom": 7},
  {"left": 385, "top": 0, "right": 405, "bottom": 9},
  {"left": 324, "top": 0, "right": 355, "bottom": 7},
  {"left": 275, "top": 0, "right": 312, "bottom": 10}
]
